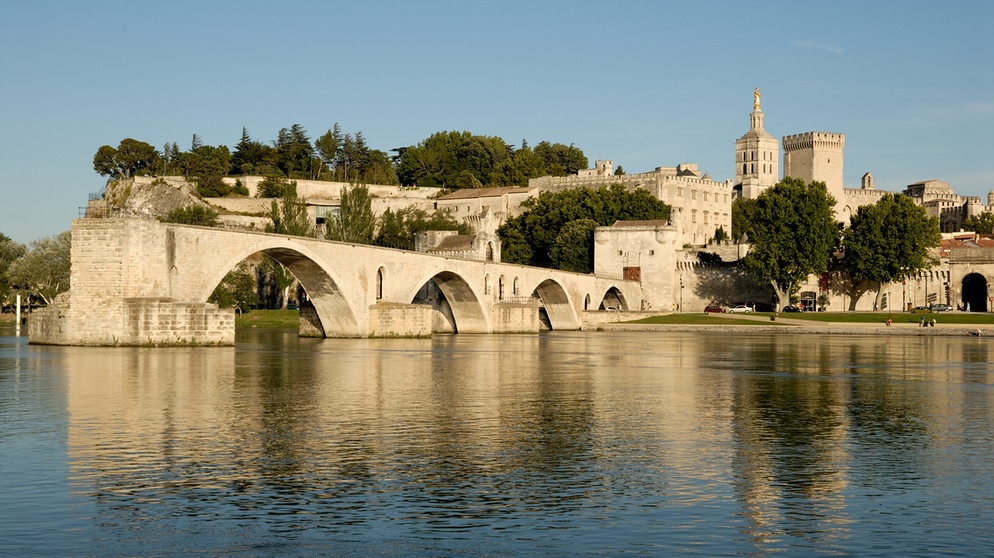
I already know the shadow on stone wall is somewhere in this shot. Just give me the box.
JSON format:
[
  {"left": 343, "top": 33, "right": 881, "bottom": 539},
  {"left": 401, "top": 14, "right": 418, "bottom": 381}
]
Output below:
[{"left": 691, "top": 262, "right": 773, "bottom": 310}]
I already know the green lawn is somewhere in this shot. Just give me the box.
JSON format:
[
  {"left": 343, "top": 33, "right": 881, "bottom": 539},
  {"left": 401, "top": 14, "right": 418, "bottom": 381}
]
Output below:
[{"left": 235, "top": 309, "right": 300, "bottom": 328}]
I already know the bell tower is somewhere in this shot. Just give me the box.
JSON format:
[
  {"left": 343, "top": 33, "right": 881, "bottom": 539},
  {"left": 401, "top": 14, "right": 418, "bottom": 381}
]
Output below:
[{"left": 735, "top": 88, "right": 779, "bottom": 199}]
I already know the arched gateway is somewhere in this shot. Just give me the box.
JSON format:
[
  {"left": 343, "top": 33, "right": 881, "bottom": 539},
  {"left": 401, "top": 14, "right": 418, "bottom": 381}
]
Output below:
[
  {"left": 962, "top": 273, "right": 989, "bottom": 312},
  {"left": 29, "top": 218, "right": 642, "bottom": 346}
]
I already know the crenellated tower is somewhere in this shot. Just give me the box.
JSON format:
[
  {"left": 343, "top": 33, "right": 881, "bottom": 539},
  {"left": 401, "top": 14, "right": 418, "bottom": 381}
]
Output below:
[
  {"left": 735, "top": 88, "right": 779, "bottom": 199},
  {"left": 782, "top": 131, "right": 845, "bottom": 202}
]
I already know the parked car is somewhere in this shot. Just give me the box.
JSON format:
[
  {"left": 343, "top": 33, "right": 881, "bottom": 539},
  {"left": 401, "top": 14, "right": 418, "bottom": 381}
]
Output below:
[
  {"left": 782, "top": 305, "right": 801, "bottom": 312},
  {"left": 930, "top": 304, "right": 950, "bottom": 312},
  {"left": 704, "top": 305, "right": 725, "bottom": 314},
  {"left": 727, "top": 304, "right": 753, "bottom": 313}
]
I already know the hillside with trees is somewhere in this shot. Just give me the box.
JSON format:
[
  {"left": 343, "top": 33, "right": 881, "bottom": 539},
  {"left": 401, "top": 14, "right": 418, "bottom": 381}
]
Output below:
[{"left": 94, "top": 126, "right": 590, "bottom": 193}]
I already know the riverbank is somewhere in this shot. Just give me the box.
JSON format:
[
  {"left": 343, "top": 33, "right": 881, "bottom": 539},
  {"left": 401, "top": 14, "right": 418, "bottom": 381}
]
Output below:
[{"left": 596, "top": 312, "right": 990, "bottom": 337}]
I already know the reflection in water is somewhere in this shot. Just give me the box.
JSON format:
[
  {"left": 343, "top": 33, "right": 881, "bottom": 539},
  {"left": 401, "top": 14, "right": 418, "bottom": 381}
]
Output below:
[{"left": 7, "top": 330, "right": 988, "bottom": 555}]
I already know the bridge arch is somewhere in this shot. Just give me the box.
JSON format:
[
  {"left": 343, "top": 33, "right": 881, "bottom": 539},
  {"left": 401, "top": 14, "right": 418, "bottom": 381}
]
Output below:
[
  {"left": 531, "top": 279, "right": 579, "bottom": 330},
  {"left": 598, "top": 286, "right": 629, "bottom": 311},
  {"left": 405, "top": 270, "right": 488, "bottom": 334},
  {"left": 200, "top": 240, "right": 361, "bottom": 337}
]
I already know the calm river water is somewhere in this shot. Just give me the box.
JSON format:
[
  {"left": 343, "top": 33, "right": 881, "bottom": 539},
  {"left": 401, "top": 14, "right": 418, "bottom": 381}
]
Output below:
[{"left": 3, "top": 326, "right": 994, "bottom": 556}]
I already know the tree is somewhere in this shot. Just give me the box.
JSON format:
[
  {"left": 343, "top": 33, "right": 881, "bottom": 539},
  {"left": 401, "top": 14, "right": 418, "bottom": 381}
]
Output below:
[
  {"left": 314, "top": 124, "right": 342, "bottom": 179},
  {"left": 731, "top": 196, "right": 758, "bottom": 242},
  {"left": 0, "top": 233, "right": 27, "bottom": 306},
  {"left": 549, "top": 218, "right": 599, "bottom": 273},
  {"left": 231, "top": 128, "right": 277, "bottom": 176},
  {"left": 275, "top": 124, "right": 316, "bottom": 179},
  {"left": 373, "top": 207, "right": 471, "bottom": 250},
  {"left": 267, "top": 184, "right": 313, "bottom": 237},
  {"left": 841, "top": 192, "right": 941, "bottom": 310},
  {"left": 962, "top": 212, "right": 994, "bottom": 234},
  {"left": 533, "top": 141, "right": 587, "bottom": 176},
  {"left": 257, "top": 255, "right": 297, "bottom": 309},
  {"left": 396, "top": 131, "right": 537, "bottom": 188},
  {"left": 498, "top": 184, "right": 671, "bottom": 270},
  {"left": 208, "top": 262, "right": 258, "bottom": 314},
  {"left": 257, "top": 172, "right": 294, "bottom": 198},
  {"left": 195, "top": 173, "right": 232, "bottom": 197},
  {"left": 92, "top": 138, "right": 159, "bottom": 178},
  {"left": 743, "top": 178, "right": 839, "bottom": 308},
  {"left": 711, "top": 225, "right": 729, "bottom": 244},
  {"left": 163, "top": 205, "right": 220, "bottom": 227},
  {"left": 7, "top": 230, "right": 71, "bottom": 305},
  {"left": 326, "top": 183, "right": 375, "bottom": 244}
]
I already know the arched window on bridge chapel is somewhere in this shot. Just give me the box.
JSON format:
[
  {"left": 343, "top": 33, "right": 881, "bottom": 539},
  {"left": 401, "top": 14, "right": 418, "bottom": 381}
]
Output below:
[
  {"left": 486, "top": 242, "right": 494, "bottom": 262},
  {"left": 499, "top": 276, "right": 505, "bottom": 300},
  {"left": 485, "top": 274, "right": 491, "bottom": 295},
  {"left": 376, "top": 267, "right": 385, "bottom": 300},
  {"left": 513, "top": 277, "right": 520, "bottom": 296},
  {"left": 584, "top": 293, "right": 591, "bottom": 310}
]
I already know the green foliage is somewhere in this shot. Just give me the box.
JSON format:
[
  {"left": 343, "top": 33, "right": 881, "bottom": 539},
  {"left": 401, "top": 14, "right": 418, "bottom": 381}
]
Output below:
[
  {"left": 395, "top": 131, "right": 587, "bottom": 188},
  {"left": 549, "top": 218, "right": 599, "bottom": 273},
  {"left": 314, "top": 124, "right": 341, "bottom": 177},
  {"left": 256, "top": 256, "right": 296, "bottom": 309},
  {"left": 163, "top": 205, "right": 220, "bottom": 227},
  {"left": 195, "top": 173, "right": 232, "bottom": 197},
  {"left": 962, "top": 212, "right": 994, "bottom": 234},
  {"left": 257, "top": 173, "right": 294, "bottom": 198},
  {"left": 743, "top": 178, "right": 839, "bottom": 305},
  {"left": 533, "top": 141, "right": 587, "bottom": 176},
  {"left": 6, "top": 230, "right": 71, "bottom": 305},
  {"left": 267, "top": 184, "right": 313, "bottom": 237},
  {"left": 92, "top": 138, "right": 159, "bottom": 178},
  {"left": 232, "top": 179, "right": 249, "bottom": 196},
  {"left": 0, "top": 233, "right": 27, "bottom": 305},
  {"left": 275, "top": 124, "right": 317, "bottom": 179},
  {"left": 326, "top": 183, "right": 375, "bottom": 244},
  {"left": 374, "top": 207, "right": 472, "bottom": 250},
  {"left": 731, "top": 196, "right": 758, "bottom": 242},
  {"left": 174, "top": 142, "right": 232, "bottom": 178},
  {"left": 698, "top": 252, "right": 723, "bottom": 265},
  {"left": 230, "top": 128, "right": 277, "bottom": 176},
  {"left": 712, "top": 225, "right": 729, "bottom": 244},
  {"left": 208, "top": 262, "right": 258, "bottom": 314},
  {"left": 498, "top": 184, "right": 671, "bottom": 269},
  {"left": 614, "top": 165, "right": 625, "bottom": 176},
  {"left": 841, "top": 193, "right": 941, "bottom": 305}
]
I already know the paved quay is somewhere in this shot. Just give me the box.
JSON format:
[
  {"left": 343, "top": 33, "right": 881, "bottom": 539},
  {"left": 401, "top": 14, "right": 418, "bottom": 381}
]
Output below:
[{"left": 593, "top": 312, "right": 989, "bottom": 337}]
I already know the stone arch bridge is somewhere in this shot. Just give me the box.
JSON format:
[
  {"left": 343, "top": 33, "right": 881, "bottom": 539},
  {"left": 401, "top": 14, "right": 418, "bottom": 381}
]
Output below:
[{"left": 30, "top": 218, "right": 641, "bottom": 346}]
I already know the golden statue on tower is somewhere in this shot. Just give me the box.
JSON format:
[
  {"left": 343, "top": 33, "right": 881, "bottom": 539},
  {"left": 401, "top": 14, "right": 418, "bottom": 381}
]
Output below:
[{"left": 753, "top": 87, "right": 761, "bottom": 109}]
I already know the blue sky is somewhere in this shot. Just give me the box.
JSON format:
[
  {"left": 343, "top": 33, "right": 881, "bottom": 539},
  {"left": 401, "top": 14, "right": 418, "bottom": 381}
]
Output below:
[{"left": 1, "top": 0, "right": 992, "bottom": 243}]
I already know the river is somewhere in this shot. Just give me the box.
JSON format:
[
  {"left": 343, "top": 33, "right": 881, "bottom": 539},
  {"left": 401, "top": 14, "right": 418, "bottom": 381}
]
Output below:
[{"left": 2, "top": 326, "right": 994, "bottom": 556}]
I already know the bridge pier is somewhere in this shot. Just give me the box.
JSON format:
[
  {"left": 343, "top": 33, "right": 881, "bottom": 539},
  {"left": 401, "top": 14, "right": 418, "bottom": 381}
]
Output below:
[{"left": 30, "top": 295, "right": 234, "bottom": 346}]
